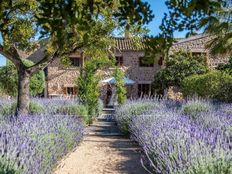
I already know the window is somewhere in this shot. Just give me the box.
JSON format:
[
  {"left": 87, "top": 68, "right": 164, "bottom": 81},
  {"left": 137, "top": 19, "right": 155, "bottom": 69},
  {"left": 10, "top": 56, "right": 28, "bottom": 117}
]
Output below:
[
  {"left": 139, "top": 57, "right": 154, "bottom": 67},
  {"left": 44, "top": 67, "right": 48, "bottom": 77},
  {"left": 115, "top": 56, "right": 123, "bottom": 66},
  {"left": 158, "top": 57, "right": 164, "bottom": 66},
  {"left": 66, "top": 87, "right": 77, "bottom": 95},
  {"left": 192, "top": 52, "right": 207, "bottom": 57},
  {"left": 70, "top": 57, "right": 81, "bottom": 67},
  {"left": 138, "top": 84, "right": 153, "bottom": 97}
]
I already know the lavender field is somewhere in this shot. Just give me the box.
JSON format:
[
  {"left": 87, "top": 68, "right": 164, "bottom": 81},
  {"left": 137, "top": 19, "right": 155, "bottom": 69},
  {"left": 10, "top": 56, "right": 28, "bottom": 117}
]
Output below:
[
  {"left": 0, "top": 98, "right": 85, "bottom": 174},
  {"left": 115, "top": 99, "right": 232, "bottom": 174}
]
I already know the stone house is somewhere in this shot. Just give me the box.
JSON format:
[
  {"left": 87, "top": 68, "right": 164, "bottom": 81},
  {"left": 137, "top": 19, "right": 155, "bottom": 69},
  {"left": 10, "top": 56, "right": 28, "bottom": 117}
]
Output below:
[
  {"left": 172, "top": 34, "right": 229, "bottom": 68},
  {"left": 32, "top": 38, "right": 163, "bottom": 103},
  {"left": 28, "top": 34, "right": 229, "bottom": 104}
]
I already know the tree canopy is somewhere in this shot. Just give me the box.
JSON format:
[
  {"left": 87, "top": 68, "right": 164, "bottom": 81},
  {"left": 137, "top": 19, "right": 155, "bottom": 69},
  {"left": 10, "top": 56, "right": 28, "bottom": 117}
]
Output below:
[
  {"left": 160, "top": 0, "right": 232, "bottom": 55},
  {"left": 0, "top": 0, "right": 154, "bottom": 115}
]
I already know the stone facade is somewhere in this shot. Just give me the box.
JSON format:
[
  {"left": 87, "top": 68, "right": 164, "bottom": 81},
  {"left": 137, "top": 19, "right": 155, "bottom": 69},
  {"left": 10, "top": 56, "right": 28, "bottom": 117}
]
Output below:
[
  {"left": 45, "top": 50, "right": 161, "bottom": 102},
  {"left": 46, "top": 58, "right": 80, "bottom": 97}
]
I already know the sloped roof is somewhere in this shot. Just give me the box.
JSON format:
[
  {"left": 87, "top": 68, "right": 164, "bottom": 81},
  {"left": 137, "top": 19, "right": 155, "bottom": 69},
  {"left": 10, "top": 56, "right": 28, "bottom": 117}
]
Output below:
[
  {"left": 27, "top": 47, "right": 45, "bottom": 64},
  {"left": 17, "top": 49, "right": 32, "bottom": 59},
  {"left": 174, "top": 34, "right": 209, "bottom": 45},
  {"left": 27, "top": 37, "right": 145, "bottom": 63},
  {"left": 27, "top": 34, "right": 210, "bottom": 64},
  {"left": 113, "top": 37, "right": 145, "bottom": 51}
]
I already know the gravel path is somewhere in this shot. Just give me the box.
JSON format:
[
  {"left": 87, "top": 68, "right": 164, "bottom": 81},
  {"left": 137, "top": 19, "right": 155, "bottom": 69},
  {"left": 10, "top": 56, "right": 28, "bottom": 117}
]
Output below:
[{"left": 54, "top": 112, "right": 147, "bottom": 174}]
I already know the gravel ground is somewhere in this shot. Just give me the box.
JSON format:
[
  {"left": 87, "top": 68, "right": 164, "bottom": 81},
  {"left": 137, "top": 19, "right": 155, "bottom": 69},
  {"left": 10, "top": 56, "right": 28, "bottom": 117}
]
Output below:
[{"left": 54, "top": 117, "right": 147, "bottom": 174}]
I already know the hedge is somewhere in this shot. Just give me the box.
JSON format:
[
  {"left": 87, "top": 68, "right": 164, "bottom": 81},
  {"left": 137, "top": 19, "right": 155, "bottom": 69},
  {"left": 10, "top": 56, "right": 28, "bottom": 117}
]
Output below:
[{"left": 182, "top": 71, "right": 232, "bottom": 102}]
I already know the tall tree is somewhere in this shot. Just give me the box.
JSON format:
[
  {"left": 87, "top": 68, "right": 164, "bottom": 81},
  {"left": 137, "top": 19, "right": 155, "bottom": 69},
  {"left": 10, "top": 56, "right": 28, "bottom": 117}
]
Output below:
[{"left": 0, "top": 0, "right": 153, "bottom": 116}]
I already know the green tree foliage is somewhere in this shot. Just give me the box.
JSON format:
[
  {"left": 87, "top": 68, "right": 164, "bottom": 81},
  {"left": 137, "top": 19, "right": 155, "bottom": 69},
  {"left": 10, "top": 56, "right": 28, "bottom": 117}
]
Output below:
[
  {"left": 0, "top": 61, "right": 17, "bottom": 96},
  {"left": 77, "top": 53, "right": 111, "bottom": 123},
  {"left": 162, "top": 0, "right": 232, "bottom": 55},
  {"left": 153, "top": 52, "right": 208, "bottom": 93},
  {"left": 114, "top": 68, "right": 126, "bottom": 105},
  {"left": 0, "top": 0, "right": 153, "bottom": 115},
  {"left": 217, "top": 56, "right": 232, "bottom": 75},
  {"left": 182, "top": 71, "right": 232, "bottom": 102},
  {"left": 0, "top": 60, "right": 45, "bottom": 97}
]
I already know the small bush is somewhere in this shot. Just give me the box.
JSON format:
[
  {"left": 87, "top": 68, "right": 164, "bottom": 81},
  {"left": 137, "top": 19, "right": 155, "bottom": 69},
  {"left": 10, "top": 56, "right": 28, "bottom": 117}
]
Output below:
[
  {"left": 115, "top": 100, "right": 159, "bottom": 135},
  {"left": 184, "top": 158, "right": 232, "bottom": 174},
  {"left": 0, "top": 104, "right": 14, "bottom": 117},
  {"left": 95, "top": 99, "right": 104, "bottom": 116},
  {"left": 0, "top": 158, "right": 22, "bottom": 174},
  {"left": 56, "top": 105, "right": 89, "bottom": 124},
  {"left": 0, "top": 60, "right": 45, "bottom": 97},
  {"left": 0, "top": 114, "right": 84, "bottom": 174},
  {"left": 153, "top": 51, "right": 208, "bottom": 93},
  {"left": 182, "top": 102, "right": 212, "bottom": 119},
  {"left": 0, "top": 102, "right": 45, "bottom": 117},
  {"left": 182, "top": 71, "right": 232, "bottom": 102},
  {"left": 129, "top": 101, "right": 231, "bottom": 174},
  {"left": 29, "top": 102, "right": 45, "bottom": 114}
]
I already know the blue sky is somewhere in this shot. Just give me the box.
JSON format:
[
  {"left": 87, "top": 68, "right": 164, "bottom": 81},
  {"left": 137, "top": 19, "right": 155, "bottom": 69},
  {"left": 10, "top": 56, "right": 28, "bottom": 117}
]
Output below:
[
  {"left": 145, "top": 0, "right": 188, "bottom": 37},
  {"left": 0, "top": 0, "right": 187, "bottom": 66}
]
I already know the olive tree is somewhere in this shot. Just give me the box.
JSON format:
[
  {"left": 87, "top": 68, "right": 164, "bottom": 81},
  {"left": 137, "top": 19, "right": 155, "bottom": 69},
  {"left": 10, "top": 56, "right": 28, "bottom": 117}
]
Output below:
[{"left": 0, "top": 0, "right": 153, "bottom": 116}]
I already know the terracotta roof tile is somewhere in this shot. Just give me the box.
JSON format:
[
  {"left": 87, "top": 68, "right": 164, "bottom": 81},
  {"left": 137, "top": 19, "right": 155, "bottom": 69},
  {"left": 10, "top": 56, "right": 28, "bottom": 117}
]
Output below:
[{"left": 113, "top": 37, "right": 144, "bottom": 51}]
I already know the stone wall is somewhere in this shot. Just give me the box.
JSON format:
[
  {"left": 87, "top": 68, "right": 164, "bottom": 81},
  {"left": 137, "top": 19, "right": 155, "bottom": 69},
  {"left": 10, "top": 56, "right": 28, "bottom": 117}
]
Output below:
[
  {"left": 46, "top": 59, "right": 80, "bottom": 97},
  {"left": 115, "top": 51, "right": 161, "bottom": 98}
]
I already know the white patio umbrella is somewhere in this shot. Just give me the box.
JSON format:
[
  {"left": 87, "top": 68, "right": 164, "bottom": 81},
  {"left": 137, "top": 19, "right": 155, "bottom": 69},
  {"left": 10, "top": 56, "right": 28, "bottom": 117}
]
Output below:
[
  {"left": 101, "top": 77, "right": 135, "bottom": 107},
  {"left": 101, "top": 77, "right": 135, "bottom": 85}
]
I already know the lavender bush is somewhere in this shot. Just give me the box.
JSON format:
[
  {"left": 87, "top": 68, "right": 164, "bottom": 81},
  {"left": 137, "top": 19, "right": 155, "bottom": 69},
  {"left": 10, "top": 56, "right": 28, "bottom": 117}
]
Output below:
[
  {"left": 116, "top": 99, "right": 232, "bottom": 173},
  {"left": 115, "top": 99, "right": 161, "bottom": 135},
  {"left": 0, "top": 97, "right": 85, "bottom": 174},
  {"left": 0, "top": 114, "right": 84, "bottom": 174},
  {"left": 182, "top": 99, "right": 213, "bottom": 119}
]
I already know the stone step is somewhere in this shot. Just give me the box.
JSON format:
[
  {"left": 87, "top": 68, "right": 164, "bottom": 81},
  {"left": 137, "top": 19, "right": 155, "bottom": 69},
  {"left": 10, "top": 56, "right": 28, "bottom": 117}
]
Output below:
[
  {"left": 85, "top": 132, "right": 123, "bottom": 136},
  {"left": 85, "top": 112, "right": 122, "bottom": 136},
  {"left": 97, "top": 118, "right": 116, "bottom": 123},
  {"left": 102, "top": 108, "right": 115, "bottom": 115}
]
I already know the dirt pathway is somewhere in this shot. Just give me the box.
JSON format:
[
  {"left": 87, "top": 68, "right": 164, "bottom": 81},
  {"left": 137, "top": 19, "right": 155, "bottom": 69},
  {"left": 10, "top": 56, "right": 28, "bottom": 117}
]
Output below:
[{"left": 54, "top": 111, "right": 147, "bottom": 174}]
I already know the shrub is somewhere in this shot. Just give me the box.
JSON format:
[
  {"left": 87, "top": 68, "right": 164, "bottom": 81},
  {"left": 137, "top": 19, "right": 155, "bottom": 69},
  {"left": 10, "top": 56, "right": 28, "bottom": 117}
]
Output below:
[
  {"left": 0, "top": 157, "right": 22, "bottom": 174},
  {"left": 78, "top": 56, "right": 111, "bottom": 119},
  {"left": 153, "top": 51, "right": 208, "bottom": 93},
  {"left": 56, "top": 105, "right": 89, "bottom": 124},
  {"left": 216, "top": 104, "right": 232, "bottom": 118},
  {"left": 184, "top": 158, "right": 232, "bottom": 174},
  {"left": 0, "top": 101, "right": 45, "bottom": 117},
  {"left": 0, "top": 60, "right": 45, "bottom": 97},
  {"left": 0, "top": 104, "right": 14, "bottom": 118},
  {"left": 182, "top": 101, "right": 212, "bottom": 119},
  {"left": 29, "top": 101, "right": 46, "bottom": 114},
  {"left": 0, "top": 114, "right": 84, "bottom": 174},
  {"left": 114, "top": 68, "right": 127, "bottom": 104},
  {"left": 217, "top": 56, "right": 232, "bottom": 75},
  {"left": 182, "top": 71, "right": 232, "bottom": 102},
  {"left": 95, "top": 99, "right": 104, "bottom": 117},
  {"left": 129, "top": 104, "right": 232, "bottom": 174},
  {"left": 115, "top": 99, "right": 160, "bottom": 135}
]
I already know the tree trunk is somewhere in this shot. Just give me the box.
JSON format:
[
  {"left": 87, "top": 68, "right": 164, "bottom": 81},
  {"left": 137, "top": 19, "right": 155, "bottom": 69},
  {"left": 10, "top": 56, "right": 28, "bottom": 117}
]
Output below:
[{"left": 15, "top": 66, "right": 30, "bottom": 116}]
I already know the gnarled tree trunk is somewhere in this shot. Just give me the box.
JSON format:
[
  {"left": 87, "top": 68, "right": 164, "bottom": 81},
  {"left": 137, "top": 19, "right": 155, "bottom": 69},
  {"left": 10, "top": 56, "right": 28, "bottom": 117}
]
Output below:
[{"left": 15, "top": 65, "right": 30, "bottom": 116}]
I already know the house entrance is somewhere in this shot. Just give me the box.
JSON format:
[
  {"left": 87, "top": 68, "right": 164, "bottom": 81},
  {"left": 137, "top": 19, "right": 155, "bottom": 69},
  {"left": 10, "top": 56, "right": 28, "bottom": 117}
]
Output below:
[{"left": 105, "top": 84, "right": 112, "bottom": 106}]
